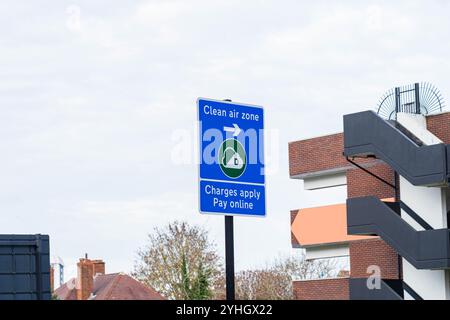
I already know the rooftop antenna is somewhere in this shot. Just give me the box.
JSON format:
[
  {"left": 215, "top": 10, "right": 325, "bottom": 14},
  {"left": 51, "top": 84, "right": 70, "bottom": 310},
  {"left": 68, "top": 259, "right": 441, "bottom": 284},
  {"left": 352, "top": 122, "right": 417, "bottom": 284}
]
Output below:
[{"left": 376, "top": 82, "right": 445, "bottom": 120}]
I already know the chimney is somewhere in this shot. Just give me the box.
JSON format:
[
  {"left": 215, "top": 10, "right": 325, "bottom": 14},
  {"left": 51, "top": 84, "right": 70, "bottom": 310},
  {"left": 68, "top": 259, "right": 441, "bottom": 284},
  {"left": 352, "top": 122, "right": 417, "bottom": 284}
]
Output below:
[
  {"left": 91, "top": 260, "right": 105, "bottom": 276},
  {"left": 76, "top": 257, "right": 94, "bottom": 300}
]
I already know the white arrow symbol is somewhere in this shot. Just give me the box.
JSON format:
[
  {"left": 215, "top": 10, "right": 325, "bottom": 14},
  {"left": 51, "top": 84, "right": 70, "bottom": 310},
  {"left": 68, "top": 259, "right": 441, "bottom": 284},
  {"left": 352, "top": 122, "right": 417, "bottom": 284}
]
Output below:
[{"left": 224, "top": 123, "right": 241, "bottom": 136}]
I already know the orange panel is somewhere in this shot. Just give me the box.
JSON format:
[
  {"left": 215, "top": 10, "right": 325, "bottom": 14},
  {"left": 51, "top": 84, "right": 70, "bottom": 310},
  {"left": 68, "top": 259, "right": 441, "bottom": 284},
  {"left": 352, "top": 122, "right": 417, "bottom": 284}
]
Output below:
[{"left": 292, "top": 203, "right": 375, "bottom": 247}]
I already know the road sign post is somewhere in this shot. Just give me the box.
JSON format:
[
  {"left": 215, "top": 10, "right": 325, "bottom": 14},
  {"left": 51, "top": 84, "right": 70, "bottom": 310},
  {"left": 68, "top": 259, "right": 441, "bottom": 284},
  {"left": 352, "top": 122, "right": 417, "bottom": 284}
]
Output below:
[
  {"left": 198, "top": 98, "right": 266, "bottom": 300},
  {"left": 225, "top": 215, "right": 235, "bottom": 300}
]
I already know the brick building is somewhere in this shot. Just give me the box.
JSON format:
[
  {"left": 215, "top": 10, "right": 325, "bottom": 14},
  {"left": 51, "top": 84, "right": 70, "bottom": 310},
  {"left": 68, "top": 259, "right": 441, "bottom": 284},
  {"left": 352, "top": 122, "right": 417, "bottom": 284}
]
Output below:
[
  {"left": 289, "top": 86, "right": 450, "bottom": 300},
  {"left": 54, "top": 256, "right": 165, "bottom": 300}
]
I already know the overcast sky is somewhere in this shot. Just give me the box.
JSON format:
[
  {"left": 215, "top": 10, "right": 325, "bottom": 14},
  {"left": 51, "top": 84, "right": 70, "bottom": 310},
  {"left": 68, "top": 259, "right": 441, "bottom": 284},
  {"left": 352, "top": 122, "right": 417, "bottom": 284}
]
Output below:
[{"left": 2, "top": 0, "right": 450, "bottom": 282}]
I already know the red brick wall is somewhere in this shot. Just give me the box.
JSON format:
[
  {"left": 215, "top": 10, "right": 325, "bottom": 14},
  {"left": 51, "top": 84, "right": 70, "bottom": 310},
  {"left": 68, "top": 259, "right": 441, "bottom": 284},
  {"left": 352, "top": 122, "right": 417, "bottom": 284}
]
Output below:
[
  {"left": 426, "top": 112, "right": 450, "bottom": 144},
  {"left": 347, "top": 161, "right": 400, "bottom": 280},
  {"left": 293, "top": 278, "right": 349, "bottom": 300},
  {"left": 347, "top": 163, "right": 395, "bottom": 200},
  {"left": 349, "top": 239, "right": 400, "bottom": 279},
  {"left": 289, "top": 133, "right": 349, "bottom": 176}
]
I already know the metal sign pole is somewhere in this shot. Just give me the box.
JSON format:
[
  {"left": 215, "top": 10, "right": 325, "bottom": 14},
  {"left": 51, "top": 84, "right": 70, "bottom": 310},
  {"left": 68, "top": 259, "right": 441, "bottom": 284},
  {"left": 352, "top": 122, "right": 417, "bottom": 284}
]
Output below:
[
  {"left": 225, "top": 215, "right": 235, "bottom": 300},
  {"left": 223, "top": 99, "right": 235, "bottom": 301}
]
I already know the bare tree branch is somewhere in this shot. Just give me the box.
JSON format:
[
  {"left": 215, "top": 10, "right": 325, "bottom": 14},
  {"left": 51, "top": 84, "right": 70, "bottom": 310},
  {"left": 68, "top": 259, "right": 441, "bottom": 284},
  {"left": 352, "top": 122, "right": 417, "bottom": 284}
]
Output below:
[{"left": 132, "top": 221, "right": 222, "bottom": 300}]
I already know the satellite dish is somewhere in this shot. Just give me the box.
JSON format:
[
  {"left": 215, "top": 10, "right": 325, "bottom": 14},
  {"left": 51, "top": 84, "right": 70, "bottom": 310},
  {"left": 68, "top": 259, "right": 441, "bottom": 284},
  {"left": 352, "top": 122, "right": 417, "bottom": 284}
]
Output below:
[{"left": 376, "top": 82, "right": 445, "bottom": 120}]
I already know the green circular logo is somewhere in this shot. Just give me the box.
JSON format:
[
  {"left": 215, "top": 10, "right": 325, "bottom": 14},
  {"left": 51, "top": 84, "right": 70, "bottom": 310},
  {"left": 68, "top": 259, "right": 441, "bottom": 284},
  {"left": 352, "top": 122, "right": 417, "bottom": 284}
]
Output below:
[{"left": 219, "top": 139, "right": 247, "bottom": 179}]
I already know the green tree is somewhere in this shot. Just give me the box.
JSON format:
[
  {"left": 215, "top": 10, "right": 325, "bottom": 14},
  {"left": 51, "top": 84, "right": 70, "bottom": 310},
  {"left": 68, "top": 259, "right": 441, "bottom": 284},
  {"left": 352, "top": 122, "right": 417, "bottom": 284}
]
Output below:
[
  {"left": 181, "top": 253, "right": 191, "bottom": 298},
  {"left": 190, "top": 261, "right": 212, "bottom": 299}
]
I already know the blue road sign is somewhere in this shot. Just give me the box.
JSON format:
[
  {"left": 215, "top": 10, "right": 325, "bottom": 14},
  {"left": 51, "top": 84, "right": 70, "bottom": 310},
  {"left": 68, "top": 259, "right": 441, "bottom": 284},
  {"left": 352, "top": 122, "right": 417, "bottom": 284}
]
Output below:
[{"left": 198, "top": 98, "right": 266, "bottom": 217}]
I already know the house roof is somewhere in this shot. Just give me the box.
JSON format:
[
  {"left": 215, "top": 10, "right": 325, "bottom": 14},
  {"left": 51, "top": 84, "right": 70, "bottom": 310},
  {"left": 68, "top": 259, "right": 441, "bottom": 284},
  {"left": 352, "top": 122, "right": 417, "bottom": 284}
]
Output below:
[
  {"left": 54, "top": 273, "right": 165, "bottom": 300},
  {"left": 54, "top": 278, "right": 77, "bottom": 300}
]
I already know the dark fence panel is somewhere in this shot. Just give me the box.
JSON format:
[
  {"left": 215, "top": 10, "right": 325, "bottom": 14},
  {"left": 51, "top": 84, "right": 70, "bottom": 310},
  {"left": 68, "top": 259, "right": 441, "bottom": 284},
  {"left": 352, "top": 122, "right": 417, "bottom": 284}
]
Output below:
[{"left": 0, "top": 234, "right": 51, "bottom": 300}]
